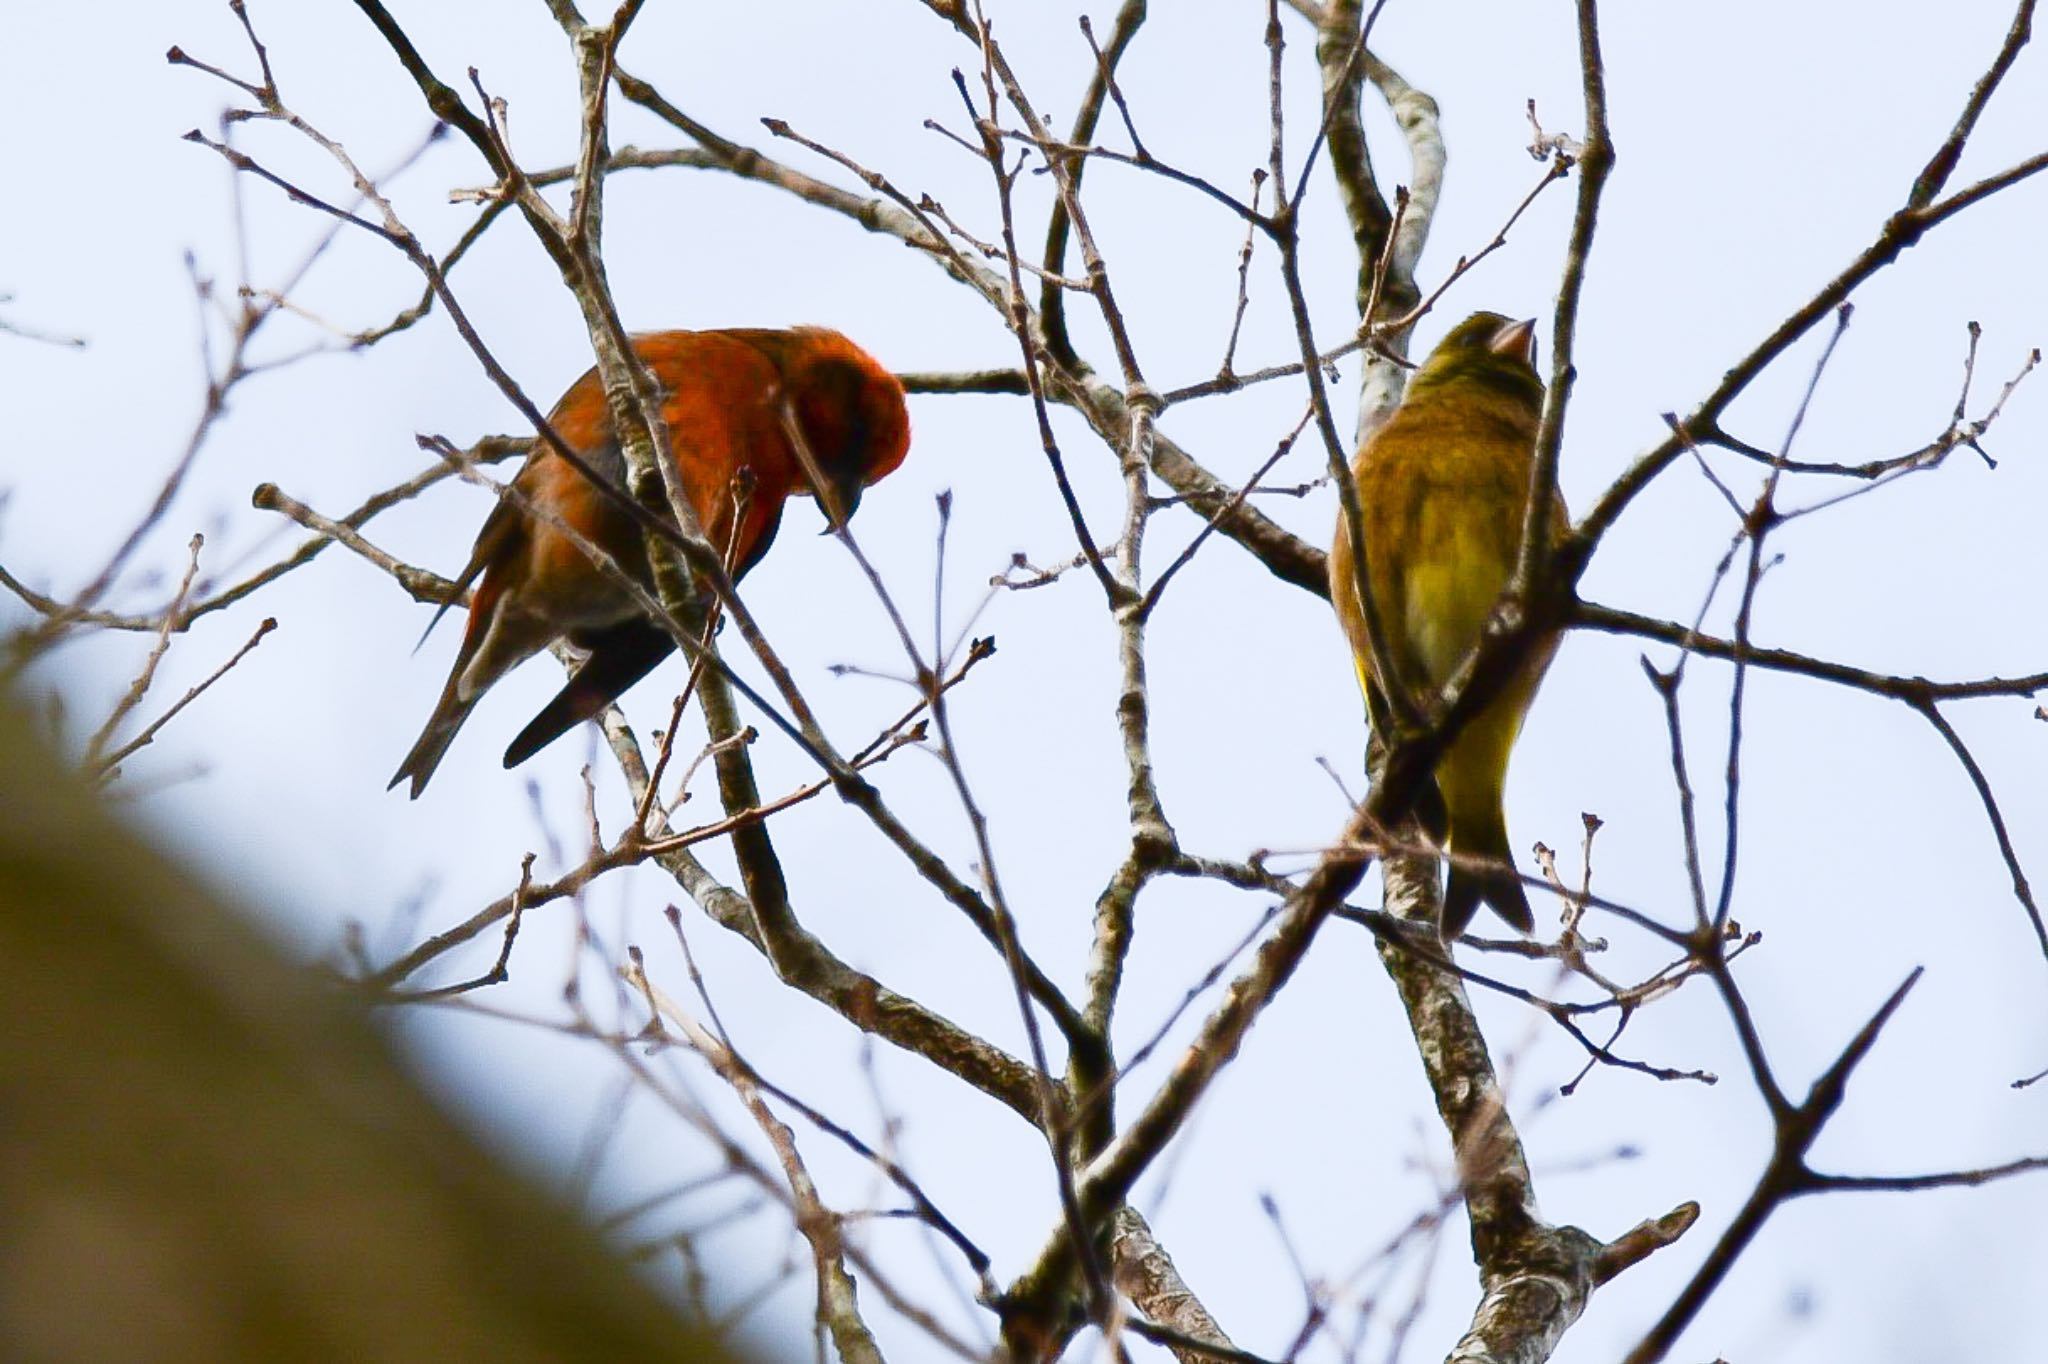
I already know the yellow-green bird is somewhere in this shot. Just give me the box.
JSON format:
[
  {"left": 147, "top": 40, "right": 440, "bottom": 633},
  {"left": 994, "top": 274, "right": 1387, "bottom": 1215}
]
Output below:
[{"left": 1329, "top": 311, "right": 1567, "bottom": 937}]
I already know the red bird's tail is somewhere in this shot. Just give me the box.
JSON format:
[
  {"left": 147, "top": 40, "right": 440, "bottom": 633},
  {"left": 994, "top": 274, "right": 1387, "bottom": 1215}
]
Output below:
[{"left": 500, "top": 619, "right": 675, "bottom": 770}]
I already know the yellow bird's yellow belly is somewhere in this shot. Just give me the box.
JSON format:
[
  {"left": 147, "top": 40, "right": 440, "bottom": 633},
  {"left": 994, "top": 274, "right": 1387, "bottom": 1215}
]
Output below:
[{"left": 1392, "top": 496, "right": 1533, "bottom": 836}]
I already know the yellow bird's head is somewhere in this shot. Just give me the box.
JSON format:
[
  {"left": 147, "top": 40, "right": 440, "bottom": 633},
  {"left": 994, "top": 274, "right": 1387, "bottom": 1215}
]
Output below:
[{"left": 1404, "top": 312, "right": 1544, "bottom": 413}]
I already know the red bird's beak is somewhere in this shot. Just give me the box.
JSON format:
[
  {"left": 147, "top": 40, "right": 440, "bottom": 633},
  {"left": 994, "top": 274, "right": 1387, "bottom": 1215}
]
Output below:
[
  {"left": 1490, "top": 316, "right": 1538, "bottom": 367},
  {"left": 816, "top": 471, "right": 864, "bottom": 534}
]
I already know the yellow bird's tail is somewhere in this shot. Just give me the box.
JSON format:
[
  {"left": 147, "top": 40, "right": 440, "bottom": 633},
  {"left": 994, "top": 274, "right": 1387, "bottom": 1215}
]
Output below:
[
  {"left": 1441, "top": 802, "right": 1534, "bottom": 937},
  {"left": 1435, "top": 681, "right": 1542, "bottom": 937}
]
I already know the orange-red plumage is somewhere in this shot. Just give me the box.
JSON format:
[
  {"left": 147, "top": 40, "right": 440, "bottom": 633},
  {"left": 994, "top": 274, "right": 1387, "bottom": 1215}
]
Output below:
[{"left": 391, "top": 327, "right": 910, "bottom": 797}]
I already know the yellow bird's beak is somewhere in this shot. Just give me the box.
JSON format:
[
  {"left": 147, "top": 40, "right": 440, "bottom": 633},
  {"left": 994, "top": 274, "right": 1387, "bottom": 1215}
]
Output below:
[{"left": 1489, "top": 317, "right": 1538, "bottom": 367}]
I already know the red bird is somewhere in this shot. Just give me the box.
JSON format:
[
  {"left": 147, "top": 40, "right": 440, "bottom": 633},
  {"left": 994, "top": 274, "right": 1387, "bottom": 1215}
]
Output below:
[{"left": 391, "top": 327, "right": 911, "bottom": 798}]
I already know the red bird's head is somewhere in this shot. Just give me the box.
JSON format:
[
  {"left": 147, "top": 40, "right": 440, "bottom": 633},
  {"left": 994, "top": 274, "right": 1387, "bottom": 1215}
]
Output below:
[{"left": 736, "top": 326, "right": 911, "bottom": 529}]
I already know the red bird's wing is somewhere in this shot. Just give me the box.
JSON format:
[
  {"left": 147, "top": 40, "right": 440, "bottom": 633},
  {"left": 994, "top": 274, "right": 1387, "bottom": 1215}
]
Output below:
[{"left": 492, "top": 333, "right": 799, "bottom": 771}]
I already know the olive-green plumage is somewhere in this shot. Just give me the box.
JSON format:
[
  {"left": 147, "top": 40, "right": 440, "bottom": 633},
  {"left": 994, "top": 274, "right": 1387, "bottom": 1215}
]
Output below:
[{"left": 1329, "top": 311, "right": 1567, "bottom": 937}]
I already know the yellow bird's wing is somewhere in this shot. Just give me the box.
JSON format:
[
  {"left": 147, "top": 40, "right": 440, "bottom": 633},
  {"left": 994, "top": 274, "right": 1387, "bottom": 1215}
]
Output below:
[{"left": 1355, "top": 413, "right": 1527, "bottom": 686}]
